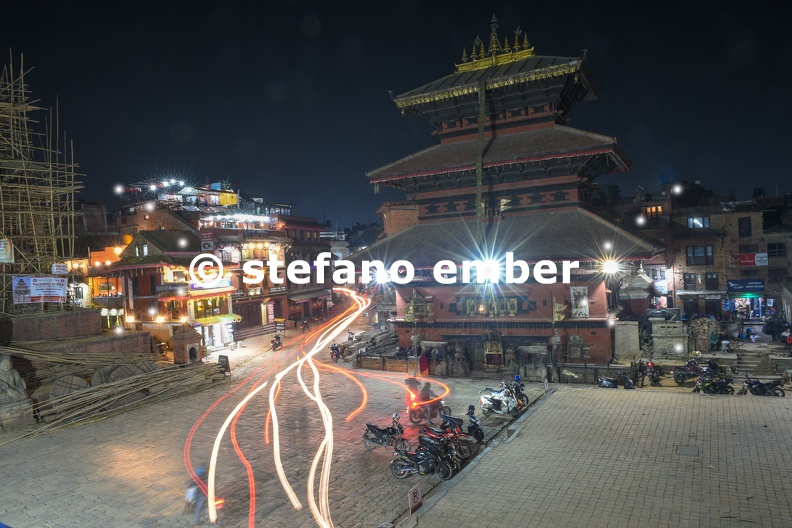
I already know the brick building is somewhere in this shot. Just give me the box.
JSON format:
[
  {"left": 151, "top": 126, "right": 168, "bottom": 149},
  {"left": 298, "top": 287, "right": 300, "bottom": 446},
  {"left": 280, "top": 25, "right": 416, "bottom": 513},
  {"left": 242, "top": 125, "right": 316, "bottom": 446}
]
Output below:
[{"left": 351, "top": 19, "right": 661, "bottom": 366}]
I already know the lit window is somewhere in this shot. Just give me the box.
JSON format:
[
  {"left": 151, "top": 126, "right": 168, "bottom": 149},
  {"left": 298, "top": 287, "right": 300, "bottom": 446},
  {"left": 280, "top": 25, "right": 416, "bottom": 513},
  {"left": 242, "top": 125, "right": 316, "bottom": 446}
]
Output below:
[
  {"left": 143, "top": 244, "right": 149, "bottom": 256},
  {"left": 687, "top": 216, "right": 710, "bottom": 229}
]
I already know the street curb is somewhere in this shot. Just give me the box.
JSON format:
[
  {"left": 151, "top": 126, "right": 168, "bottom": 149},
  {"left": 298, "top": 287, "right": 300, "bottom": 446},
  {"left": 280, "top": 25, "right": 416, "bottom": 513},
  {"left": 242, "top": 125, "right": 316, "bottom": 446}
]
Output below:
[{"left": 395, "top": 388, "right": 554, "bottom": 527}]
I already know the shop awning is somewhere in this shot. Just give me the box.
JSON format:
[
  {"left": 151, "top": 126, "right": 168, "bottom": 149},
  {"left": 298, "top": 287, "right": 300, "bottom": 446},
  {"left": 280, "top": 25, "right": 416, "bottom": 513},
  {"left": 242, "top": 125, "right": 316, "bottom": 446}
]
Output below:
[
  {"left": 158, "top": 287, "right": 236, "bottom": 302},
  {"left": 287, "top": 289, "right": 332, "bottom": 303},
  {"left": 193, "top": 313, "right": 242, "bottom": 326}
]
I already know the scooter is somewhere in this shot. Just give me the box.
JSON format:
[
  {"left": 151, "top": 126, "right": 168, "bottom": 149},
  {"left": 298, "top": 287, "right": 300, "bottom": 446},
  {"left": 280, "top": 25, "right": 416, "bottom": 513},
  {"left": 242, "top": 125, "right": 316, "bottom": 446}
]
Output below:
[
  {"left": 408, "top": 398, "right": 451, "bottom": 424},
  {"left": 479, "top": 385, "right": 520, "bottom": 419},
  {"left": 440, "top": 406, "right": 485, "bottom": 443},
  {"left": 598, "top": 371, "right": 635, "bottom": 389},
  {"left": 270, "top": 335, "right": 283, "bottom": 351}
]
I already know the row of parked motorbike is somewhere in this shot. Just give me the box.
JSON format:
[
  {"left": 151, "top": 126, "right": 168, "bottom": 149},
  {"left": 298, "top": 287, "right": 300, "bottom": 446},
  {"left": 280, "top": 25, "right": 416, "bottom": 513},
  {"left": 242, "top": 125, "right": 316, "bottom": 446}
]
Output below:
[
  {"left": 363, "top": 377, "right": 531, "bottom": 480},
  {"left": 361, "top": 407, "right": 485, "bottom": 480},
  {"left": 598, "top": 358, "right": 786, "bottom": 397}
]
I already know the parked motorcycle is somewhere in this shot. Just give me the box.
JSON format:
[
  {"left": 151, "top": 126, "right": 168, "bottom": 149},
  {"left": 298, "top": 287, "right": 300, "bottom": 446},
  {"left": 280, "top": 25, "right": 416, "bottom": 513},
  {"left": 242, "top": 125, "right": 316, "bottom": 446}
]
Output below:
[
  {"left": 509, "top": 375, "right": 529, "bottom": 407},
  {"left": 672, "top": 359, "right": 706, "bottom": 385},
  {"left": 420, "top": 424, "right": 472, "bottom": 459},
  {"left": 646, "top": 360, "right": 662, "bottom": 387},
  {"left": 330, "top": 343, "right": 340, "bottom": 363},
  {"left": 389, "top": 444, "right": 454, "bottom": 480},
  {"left": 736, "top": 375, "right": 785, "bottom": 397},
  {"left": 362, "top": 412, "right": 410, "bottom": 451},
  {"left": 270, "top": 335, "right": 283, "bottom": 351},
  {"left": 408, "top": 398, "right": 452, "bottom": 425},
  {"left": 417, "top": 434, "right": 462, "bottom": 474},
  {"left": 440, "top": 407, "right": 485, "bottom": 443},
  {"left": 598, "top": 371, "right": 634, "bottom": 389},
  {"left": 479, "top": 384, "right": 520, "bottom": 419},
  {"left": 692, "top": 374, "right": 735, "bottom": 394}
]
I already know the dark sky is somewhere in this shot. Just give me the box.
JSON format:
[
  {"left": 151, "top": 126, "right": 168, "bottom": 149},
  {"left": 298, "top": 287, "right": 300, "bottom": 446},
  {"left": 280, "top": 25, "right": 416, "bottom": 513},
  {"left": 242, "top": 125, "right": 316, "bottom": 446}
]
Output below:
[{"left": 4, "top": 1, "right": 791, "bottom": 227}]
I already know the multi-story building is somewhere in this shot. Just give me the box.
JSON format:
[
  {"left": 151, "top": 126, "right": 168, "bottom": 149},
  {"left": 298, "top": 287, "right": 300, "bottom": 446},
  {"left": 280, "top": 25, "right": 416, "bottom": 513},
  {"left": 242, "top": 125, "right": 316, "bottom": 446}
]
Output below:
[{"left": 350, "top": 19, "right": 661, "bottom": 366}]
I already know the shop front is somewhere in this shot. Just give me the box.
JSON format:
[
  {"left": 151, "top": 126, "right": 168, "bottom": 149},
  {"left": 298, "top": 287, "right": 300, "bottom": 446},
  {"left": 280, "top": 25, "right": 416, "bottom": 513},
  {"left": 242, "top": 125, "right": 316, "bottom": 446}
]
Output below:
[
  {"left": 193, "top": 313, "right": 242, "bottom": 348},
  {"left": 726, "top": 279, "right": 765, "bottom": 320}
]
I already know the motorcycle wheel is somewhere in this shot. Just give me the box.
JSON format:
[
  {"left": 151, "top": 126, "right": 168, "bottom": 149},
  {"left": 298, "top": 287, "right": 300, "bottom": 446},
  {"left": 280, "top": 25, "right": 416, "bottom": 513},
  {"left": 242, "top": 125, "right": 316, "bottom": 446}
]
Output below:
[
  {"left": 692, "top": 387, "right": 700, "bottom": 393},
  {"left": 394, "top": 438, "right": 410, "bottom": 452},
  {"left": 473, "top": 429, "right": 484, "bottom": 442},
  {"left": 511, "top": 407, "right": 520, "bottom": 419},
  {"left": 435, "top": 461, "right": 454, "bottom": 481},
  {"left": 481, "top": 407, "right": 492, "bottom": 417},
  {"left": 456, "top": 442, "right": 472, "bottom": 459},
  {"left": 674, "top": 372, "right": 686, "bottom": 385},
  {"left": 390, "top": 461, "right": 411, "bottom": 479},
  {"left": 519, "top": 394, "right": 529, "bottom": 407},
  {"left": 441, "top": 405, "right": 452, "bottom": 416},
  {"left": 362, "top": 434, "right": 378, "bottom": 450},
  {"left": 408, "top": 408, "right": 424, "bottom": 424},
  {"left": 737, "top": 388, "right": 747, "bottom": 395},
  {"left": 722, "top": 386, "right": 735, "bottom": 395},
  {"left": 772, "top": 387, "right": 785, "bottom": 397}
]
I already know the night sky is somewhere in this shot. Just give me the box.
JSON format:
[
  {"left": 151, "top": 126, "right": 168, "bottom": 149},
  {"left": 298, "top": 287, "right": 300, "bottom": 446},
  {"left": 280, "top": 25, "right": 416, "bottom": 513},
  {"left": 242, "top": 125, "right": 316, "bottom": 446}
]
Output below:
[{"left": 4, "top": 1, "right": 791, "bottom": 227}]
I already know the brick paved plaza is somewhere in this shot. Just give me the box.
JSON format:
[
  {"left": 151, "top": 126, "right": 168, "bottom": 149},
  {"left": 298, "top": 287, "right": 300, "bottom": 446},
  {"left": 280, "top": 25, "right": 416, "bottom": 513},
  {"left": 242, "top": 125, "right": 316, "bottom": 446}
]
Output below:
[
  {"left": 1, "top": 335, "right": 791, "bottom": 528},
  {"left": 406, "top": 386, "right": 792, "bottom": 528}
]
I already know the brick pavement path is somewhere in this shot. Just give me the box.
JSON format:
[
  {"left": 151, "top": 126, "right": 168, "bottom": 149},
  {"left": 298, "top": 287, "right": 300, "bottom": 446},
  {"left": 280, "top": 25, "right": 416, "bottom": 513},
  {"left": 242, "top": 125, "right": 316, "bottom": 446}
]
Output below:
[
  {"left": 405, "top": 385, "right": 792, "bottom": 528},
  {"left": 0, "top": 322, "right": 533, "bottom": 528}
]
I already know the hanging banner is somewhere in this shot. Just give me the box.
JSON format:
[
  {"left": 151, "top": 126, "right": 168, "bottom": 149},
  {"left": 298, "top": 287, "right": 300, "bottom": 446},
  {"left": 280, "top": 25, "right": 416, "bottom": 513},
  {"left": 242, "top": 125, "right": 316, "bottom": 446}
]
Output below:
[
  {"left": 570, "top": 286, "right": 589, "bottom": 318},
  {"left": 12, "top": 276, "right": 68, "bottom": 303},
  {"left": 738, "top": 253, "right": 768, "bottom": 266},
  {"left": 0, "top": 236, "right": 14, "bottom": 263}
]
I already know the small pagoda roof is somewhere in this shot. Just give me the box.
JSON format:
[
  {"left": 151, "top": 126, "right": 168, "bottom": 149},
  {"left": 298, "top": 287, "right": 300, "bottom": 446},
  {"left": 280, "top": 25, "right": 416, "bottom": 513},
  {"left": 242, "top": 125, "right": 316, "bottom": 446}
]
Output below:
[
  {"left": 367, "top": 125, "right": 628, "bottom": 184},
  {"left": 348, "top": 208, "right": 659, "bottom": 269}
]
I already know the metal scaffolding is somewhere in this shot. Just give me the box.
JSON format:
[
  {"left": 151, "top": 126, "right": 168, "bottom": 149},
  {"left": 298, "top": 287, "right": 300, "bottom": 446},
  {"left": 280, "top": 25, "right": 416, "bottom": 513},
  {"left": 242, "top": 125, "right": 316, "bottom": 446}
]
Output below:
[{"left": 0, "top": 53, "right": 83, "bottom": 313}]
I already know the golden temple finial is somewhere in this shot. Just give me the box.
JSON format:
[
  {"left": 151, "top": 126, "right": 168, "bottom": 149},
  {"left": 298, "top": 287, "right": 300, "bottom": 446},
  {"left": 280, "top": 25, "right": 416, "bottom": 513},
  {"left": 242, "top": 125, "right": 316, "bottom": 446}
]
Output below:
[
  {"left": 455, "top": 17, "right": 536, "bottom": 72},
  {"left": 470, "top": 36, "right": 481, "bottom": 60},
  {"left": 488, "top": 15, "right": 501, "bottom": 56}
]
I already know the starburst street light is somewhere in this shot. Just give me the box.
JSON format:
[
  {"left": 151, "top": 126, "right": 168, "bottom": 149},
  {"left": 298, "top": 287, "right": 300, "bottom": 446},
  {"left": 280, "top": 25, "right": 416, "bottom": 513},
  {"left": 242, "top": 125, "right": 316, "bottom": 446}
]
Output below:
[{"left": 602, "top": 259, "right": 620, "bottom": 275}]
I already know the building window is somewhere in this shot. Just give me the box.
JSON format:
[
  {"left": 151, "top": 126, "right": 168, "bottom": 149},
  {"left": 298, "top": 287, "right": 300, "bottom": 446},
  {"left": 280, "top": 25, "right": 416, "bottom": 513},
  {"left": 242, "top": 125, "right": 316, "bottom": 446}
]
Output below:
[
  {"left": 738, "top": 217, "right": 752, "bottom": 237},
  {"left": 142, "top": 244, "right": 149, "bottom": 256},
  {"left": 687, "top": 216, "right": 710, "bottom": 229},
  {"left": 768, "top": 243, "right": 786, "bottom": 257},
  {"left": 705, "top": 273, "right": 718, "bottom": 291},
  {"left": 135, "top": 245, "right": 140, "bottom": 257},
  {"left": 642, "top": 205, "right": 663, "bottom": 218},
  {"left": 739, "top": 244, "right": 758, "bottom": 254},
  {"left": 769, "top": 268, "right": 788, "bottom": 283},
  {"left": 684, "top": 273, "right": 697, "bottom": 290},
  {"left": 649, "top": 268, "right": 666, "bottom": 280},
  {"left": 686, "top": 245, "right": 713, "bottom": 265}
]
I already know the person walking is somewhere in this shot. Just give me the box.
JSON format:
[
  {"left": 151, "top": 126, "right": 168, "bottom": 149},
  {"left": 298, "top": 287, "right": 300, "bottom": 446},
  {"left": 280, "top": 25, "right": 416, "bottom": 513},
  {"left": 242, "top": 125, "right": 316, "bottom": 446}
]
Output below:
[{"left": 419, "top": 348, "right": 430, "bottom": 376}]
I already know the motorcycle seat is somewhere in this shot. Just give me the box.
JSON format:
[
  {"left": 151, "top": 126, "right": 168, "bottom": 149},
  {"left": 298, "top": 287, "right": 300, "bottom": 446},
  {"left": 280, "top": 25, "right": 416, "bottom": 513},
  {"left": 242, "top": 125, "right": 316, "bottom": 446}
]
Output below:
[
  {"left": 441, "top": 414, "right": 463, "bottom": 426},
  {"left": 366, "top": 423, "right": 392, "bottom": 435},
  {"left": 423, "top": 426, "right": 446, "bottom": 436}
]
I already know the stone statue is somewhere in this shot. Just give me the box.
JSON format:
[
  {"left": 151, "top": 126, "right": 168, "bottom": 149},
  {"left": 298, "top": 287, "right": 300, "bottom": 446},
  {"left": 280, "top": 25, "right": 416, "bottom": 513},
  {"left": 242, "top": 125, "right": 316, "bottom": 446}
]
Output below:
[{"left": 0, "top": 353, "right": 27, "bottom": 403}]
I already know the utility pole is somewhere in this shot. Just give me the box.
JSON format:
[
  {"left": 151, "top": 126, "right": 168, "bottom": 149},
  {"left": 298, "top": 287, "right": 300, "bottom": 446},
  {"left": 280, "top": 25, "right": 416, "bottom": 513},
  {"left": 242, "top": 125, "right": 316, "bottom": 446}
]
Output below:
[{"left": 475, "top": 79, "right": 486, "bottom": 239}]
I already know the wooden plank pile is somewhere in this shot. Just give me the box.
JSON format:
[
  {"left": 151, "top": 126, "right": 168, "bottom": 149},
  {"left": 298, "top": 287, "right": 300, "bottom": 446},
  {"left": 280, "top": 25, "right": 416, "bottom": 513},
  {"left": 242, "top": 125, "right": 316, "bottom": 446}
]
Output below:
[
  {"left": 337, "top": 330, "right": 399, "bottom": 359},
  {"left": 0, "top": 345, "right": 226, "bottom": 444}
]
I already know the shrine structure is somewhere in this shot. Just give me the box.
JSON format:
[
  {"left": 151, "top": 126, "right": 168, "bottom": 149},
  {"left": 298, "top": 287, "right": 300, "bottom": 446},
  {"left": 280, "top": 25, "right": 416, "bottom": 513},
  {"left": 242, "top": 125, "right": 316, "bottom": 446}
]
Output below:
[{"left": 354, "top": 17, "right": 661, "bottom": 368}]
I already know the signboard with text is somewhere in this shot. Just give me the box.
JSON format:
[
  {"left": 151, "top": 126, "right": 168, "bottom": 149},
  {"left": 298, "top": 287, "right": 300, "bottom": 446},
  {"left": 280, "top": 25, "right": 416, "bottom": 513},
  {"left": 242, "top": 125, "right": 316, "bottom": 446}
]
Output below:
[
  {"left": 12, "top": 276, "right": 67, "bottom": 303},
  {"left": 726, "top": 279, "right": 765, "bottom": 293},
  {"left": 738, "top": 253, "right": 768, "bottom": 266}
]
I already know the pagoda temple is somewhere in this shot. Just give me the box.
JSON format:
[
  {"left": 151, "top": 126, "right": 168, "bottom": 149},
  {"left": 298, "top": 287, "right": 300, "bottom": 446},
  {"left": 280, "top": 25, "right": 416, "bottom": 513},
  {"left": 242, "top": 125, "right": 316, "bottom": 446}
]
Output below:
[{"left": 354, "top": 17, "right": 662, "bottom": 368}]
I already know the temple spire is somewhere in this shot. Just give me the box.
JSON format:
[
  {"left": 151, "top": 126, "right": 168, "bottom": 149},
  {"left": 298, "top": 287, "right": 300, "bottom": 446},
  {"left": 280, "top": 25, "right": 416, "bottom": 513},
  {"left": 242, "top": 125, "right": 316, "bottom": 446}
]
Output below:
[{"left": 455, "top": 17, "right": 536, "bottom": 72}]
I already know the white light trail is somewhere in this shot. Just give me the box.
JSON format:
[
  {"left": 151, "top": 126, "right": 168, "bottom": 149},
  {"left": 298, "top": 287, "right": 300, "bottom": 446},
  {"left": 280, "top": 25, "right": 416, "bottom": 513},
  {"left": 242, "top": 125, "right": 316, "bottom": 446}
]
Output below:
[{"left": 207, "top": 381, "right": 269, "bottom": 524}]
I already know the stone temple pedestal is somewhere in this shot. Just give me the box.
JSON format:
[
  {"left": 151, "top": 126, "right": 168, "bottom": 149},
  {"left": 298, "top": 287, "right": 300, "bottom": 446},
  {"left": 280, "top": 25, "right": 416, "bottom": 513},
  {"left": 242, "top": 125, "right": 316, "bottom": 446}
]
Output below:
[{"left": 0, "top": 399, "right": 35, "bottom": 432}]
